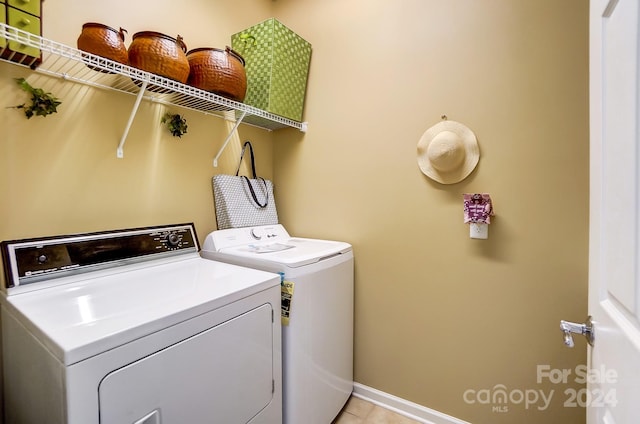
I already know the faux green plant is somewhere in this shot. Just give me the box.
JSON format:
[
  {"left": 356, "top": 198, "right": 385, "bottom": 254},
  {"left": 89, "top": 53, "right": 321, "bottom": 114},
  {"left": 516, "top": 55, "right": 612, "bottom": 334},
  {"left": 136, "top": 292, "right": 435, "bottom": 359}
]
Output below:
[
  {"left": 12, "top": 78, "right": 62, "bottom": 118},
  {"left": 161, "top": 113, "right": 188, "bottom": 138}
]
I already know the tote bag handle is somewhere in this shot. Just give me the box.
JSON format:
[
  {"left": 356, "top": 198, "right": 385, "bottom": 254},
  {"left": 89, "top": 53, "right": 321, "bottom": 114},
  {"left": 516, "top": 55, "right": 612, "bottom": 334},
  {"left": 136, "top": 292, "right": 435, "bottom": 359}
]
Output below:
[{"left": 236, "top": 141, "right": 268, "bottom": 209}]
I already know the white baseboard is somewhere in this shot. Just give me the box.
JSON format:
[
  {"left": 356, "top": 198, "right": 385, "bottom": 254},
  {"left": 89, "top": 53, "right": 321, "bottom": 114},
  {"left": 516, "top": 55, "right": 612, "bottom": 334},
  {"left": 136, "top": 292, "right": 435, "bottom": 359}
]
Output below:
[{"left": 352, "top": 382, "right": 471, "bottom": 424}]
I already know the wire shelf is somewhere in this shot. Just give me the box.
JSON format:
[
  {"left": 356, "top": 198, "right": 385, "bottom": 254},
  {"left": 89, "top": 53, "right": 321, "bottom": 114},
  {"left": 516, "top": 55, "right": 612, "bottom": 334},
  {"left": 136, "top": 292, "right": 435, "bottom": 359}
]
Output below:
[{"left": 0, "top": 23, "right": 306, "bottom": 163}]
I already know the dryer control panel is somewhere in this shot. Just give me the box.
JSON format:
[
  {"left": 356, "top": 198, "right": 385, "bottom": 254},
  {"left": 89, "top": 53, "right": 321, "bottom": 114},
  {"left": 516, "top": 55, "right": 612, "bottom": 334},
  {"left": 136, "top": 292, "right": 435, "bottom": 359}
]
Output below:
[{"left": 1, "top": 223, "right": 199, "bottom": 290}]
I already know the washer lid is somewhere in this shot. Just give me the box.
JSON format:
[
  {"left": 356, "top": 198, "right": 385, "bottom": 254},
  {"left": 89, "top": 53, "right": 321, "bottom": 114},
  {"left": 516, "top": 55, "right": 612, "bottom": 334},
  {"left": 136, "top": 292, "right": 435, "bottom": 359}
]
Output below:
[
  {"left": 1, "top": 257, "right": 279, "bottom": 366},
  {"left": 215, "top": 237, "right": 352, "bottom": 268}
]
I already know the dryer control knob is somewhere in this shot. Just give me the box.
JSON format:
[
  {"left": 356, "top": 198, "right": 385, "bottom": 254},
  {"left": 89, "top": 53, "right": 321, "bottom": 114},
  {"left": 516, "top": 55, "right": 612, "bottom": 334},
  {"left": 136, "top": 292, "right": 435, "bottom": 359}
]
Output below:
[
  {"left": 166, "top": 232, "right": 181, "bottom": 247},
  {"left": 250, "top": 228, "right": 263, "bottom": 240}
]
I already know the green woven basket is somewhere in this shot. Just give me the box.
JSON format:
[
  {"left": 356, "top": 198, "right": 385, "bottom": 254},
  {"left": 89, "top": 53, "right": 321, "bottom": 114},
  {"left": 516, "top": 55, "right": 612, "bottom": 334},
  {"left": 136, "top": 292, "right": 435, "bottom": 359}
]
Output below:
[{"left": 232, "top": 18, "right": 312, "bottom": 122}]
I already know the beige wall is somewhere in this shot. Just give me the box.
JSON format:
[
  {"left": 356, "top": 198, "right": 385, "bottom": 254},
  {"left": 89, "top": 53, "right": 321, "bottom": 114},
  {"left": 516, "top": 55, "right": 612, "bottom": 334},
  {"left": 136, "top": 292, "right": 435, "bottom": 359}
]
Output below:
[
  {"left": 272, "top": 1, "right": 589, "bottom": 423},
  {"left": 1, "top": 0, "right": 276, "bottom": 242},
  {"left": 1, "top": 1, "right": 589, "bottom": 423}
]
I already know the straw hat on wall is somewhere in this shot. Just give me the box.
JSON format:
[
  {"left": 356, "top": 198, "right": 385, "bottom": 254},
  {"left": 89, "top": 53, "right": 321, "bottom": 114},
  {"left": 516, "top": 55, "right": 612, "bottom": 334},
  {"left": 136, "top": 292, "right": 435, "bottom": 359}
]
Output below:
[{"left": 417, "top": 120, "right": 480, "bottom": 184}]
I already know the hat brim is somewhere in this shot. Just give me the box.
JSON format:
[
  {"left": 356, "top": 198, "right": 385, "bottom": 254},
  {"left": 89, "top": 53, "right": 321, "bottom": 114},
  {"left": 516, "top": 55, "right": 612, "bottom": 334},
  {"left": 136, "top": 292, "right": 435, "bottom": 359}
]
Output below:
[{"left": 417, "top": 120, "right": 479, "bottom": 184}]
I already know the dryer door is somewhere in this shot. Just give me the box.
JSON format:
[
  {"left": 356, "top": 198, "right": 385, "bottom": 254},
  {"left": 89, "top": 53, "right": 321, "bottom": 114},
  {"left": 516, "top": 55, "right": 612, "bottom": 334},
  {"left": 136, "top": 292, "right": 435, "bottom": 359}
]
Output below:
[{"left": 98, "top": 304, "right": 274, "bottom": 423}]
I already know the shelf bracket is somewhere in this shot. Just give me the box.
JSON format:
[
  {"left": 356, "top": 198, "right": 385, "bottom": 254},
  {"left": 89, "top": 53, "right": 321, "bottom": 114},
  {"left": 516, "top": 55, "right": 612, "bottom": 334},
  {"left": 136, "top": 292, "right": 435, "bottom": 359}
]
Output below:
[
  {"left": 213, "top": 110, "right": 247, "bottom": 167},
  {"left": 117, "top": 80, "right": 148, "bottom": 158}
]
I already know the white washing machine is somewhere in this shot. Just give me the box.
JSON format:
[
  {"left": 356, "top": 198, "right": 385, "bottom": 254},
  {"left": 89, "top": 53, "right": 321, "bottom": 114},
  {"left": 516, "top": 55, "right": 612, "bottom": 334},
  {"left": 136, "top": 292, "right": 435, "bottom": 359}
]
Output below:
[
  {"left": 0, "top": 223, "right": 282, "bottom": 424},
  {"left": 201, "top": 224, "right": 354, "bottom": 424}
]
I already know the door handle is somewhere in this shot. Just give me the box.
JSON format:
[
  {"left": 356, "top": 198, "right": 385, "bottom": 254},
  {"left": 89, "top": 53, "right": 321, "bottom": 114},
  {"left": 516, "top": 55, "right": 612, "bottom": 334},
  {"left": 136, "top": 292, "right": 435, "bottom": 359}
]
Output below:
[
  {"left": 133, "top": 410, "right": 160, "bottom": 424},
  {"left": 560, "top": 316, "right": 594, "bottom": 347}
]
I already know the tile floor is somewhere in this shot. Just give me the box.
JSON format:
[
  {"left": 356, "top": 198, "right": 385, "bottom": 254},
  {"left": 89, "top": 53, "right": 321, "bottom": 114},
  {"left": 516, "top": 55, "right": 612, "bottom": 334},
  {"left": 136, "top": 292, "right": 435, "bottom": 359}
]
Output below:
[{"left": 332, "top": 396, "right": 422, "bottom": 424}]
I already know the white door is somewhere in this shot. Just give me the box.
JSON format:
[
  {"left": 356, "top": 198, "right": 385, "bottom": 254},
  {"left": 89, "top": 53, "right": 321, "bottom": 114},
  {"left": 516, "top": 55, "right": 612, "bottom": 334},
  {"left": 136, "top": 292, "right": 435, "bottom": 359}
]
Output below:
[{"left": 588, "top": 0, "right": 640, "bottom": 422}]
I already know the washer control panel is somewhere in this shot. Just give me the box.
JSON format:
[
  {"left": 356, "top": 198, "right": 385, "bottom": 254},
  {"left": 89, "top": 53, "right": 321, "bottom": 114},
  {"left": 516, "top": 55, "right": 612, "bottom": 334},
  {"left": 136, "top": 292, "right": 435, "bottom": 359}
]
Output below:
[
  {"left": 1, "top": 223, "right": 199, "bottom": 290},
  {"left": 204, "top": 224, "right": 290, "bottom": 251},
  {"left": 249, "top": 227, "right": 283, "bottom": 240}
]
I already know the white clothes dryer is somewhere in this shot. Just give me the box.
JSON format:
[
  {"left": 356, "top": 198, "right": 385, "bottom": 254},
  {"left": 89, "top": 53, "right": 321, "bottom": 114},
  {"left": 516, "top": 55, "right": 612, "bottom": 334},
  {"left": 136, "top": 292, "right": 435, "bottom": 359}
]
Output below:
[
  {"left": 0, "top": 223, "right": 282, "bottom": 424},
  {"left": 201, "top": 224, "right": 354, "bottom": 424}
]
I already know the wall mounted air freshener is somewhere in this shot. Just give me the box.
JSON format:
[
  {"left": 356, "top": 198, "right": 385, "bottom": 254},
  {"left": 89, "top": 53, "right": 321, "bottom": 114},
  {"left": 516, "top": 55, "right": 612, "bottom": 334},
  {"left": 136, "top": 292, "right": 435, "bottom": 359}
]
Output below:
[{"left": 464, "top": 193, "right": 494, "bottom": 239}]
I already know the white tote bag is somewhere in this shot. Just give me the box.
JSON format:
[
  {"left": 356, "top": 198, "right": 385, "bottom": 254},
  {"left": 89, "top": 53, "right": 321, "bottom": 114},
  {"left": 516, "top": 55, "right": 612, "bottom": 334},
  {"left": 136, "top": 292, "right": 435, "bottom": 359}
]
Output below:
[{"left": 212, "top": 141, "right": 278, "bottom": 229}]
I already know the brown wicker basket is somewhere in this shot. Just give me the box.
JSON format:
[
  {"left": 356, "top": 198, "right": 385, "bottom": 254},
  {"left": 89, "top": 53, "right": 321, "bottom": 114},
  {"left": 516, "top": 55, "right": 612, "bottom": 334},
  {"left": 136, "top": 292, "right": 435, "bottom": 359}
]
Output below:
[
  {"left": 77, "top": 23, "right": 129, "bottom": 70},
  {"left": 128, "top": 32, "right": 190, "bottom": 84},
  {"left": 186, "top": 46, "right": 247, "bottom": 102}
]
